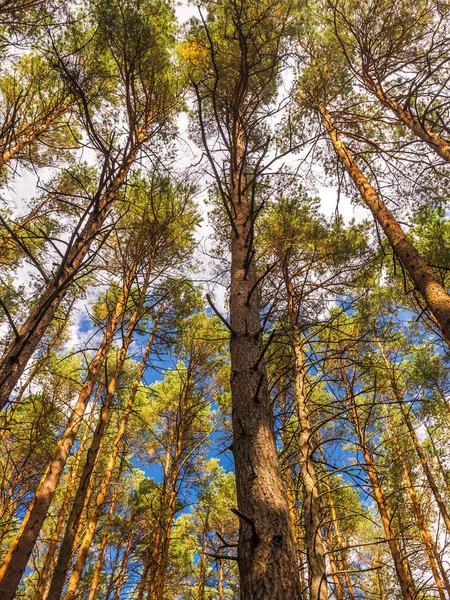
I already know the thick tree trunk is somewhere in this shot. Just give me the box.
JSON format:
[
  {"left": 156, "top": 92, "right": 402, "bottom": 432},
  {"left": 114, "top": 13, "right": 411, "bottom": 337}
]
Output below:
[
  {"left": 229, "top": 137, "right": 301, "bottom": 600},
  {"left": 0, "top": 265, "right": 135, "bottom": 599},
  {"left": 319, "top": 104, "right": 450, "bottom": 343}
]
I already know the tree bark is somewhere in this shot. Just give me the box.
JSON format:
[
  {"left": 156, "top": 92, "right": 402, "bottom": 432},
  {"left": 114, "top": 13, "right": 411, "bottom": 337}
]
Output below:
[
  {"left": 228, "top": 132, "right": 301, "bottom": 600},
  {"left": 376, "top": 340, "right": 450, "bottom": 533},
  {"left": 32, "top": 400, "right": 98, "bottom": 600},
  {"left": 387, "top": 412, "right": 450, "bottom": 599},
  {"left": 47, "top": 262, "right": 152, "bottom": 600},
  {"left": 62, "top": 322, "right": 157, "bottom": 600},
  {"left": 282, "top": 267, "right": 329, "bottom": 600},
  {"left": 0, "top": 264, "right": 135, "bottom": 599},
  {"left": 363, "top": 77, "right": 450, "bottom": 163},
  {"left": 341, "top": 369, "right": 415, "bottom": 600},
  {"left": 0, "top": 128, "right": 147, "bottom": 409},
  {"left": 319, "top": 104, "right": 450, "bottom": 343}
]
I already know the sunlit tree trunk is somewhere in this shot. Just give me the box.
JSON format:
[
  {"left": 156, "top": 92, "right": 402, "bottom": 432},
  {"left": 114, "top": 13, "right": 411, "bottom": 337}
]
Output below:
[
  {"left": 376, "top": 340, "right": 450, "bottom": 532},
  {"left": 61, "top": 322, "right": 157, "bottom": 600},
  {"left": 0, "top": 126, "right": 149, "bottom": 409},
  {"left": 387, "top": 412, "right": 450, "bottom": 599},
  {"left": 339, "top": 362, "right": 416, "bottom": 600},
  {"left": 33, "top": 400, "right": 98, "bottom": 600},
  {"left": 318, "top": 104, "right": 450, "bottom": 343},
  {"left": 0, "top": 264, "right": 136, "bottom": 600},
  {"left": 47, "top": 262, "right": 153, "bottom": 600}
]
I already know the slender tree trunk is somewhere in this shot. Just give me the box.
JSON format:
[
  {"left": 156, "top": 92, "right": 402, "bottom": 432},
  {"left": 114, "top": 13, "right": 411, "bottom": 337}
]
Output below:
[
  {"left": 87, "top": 459, "right": 125, "bottom": 600},
  {"left": 388, "top": 413, "right": 450, "bottom": 599},
  {"left": 323, "top": 521, "right": 345, "bottom": 600},
  {"left": 343, "top": 375, "right": 415, "bottom": 600},
  {"left": 197, "top": 519, "right": 209, "bottom": 600},
  {"left": 283, "top": 267, "right": 328, "bottom": 600},
  {"left": 111, "top": 525, "right": 135, "bottom": 600},
  {"left": 363, "top": 77, "right": 450, "bottom": 162},
  {"left": 0, "top": 129, "right": 147, "bottom": 408},
  {"left": 62, "top": 323, "right": 157, "bottom": 600},
  {"left": 47, "top": 263, "right": 152, "bottom": 600},
  {"left": 0, "top": 265, "right": 136, "bottom": 600},
  {"left": 318, "top": 104, "right": 450, "bottom": 343},
  {"left": 218, "top": 552, "right": 224, "bottom": 600},
  {"left": 0, "top": 103, "right": 69, "bottom": 169},
  {"left": 33, "top": 400, "right": 99, "bottom": 600},
  {"left": 318, "top": 447, "right": 356, "bottom": 600},
  {"left": 425, "top": 423, "right": 450, "bottom": 492},
  {"left": 228, "top": 133, "right": 301, "bottom": 600},
  {"left": 376, "top": 341, "right": 450, "bottom": 532}
]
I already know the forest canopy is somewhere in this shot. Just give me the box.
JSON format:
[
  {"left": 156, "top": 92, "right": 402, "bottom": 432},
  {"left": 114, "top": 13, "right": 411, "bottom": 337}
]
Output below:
[{"left": 0, "top": 1, "right": 450, "bottom": 599}]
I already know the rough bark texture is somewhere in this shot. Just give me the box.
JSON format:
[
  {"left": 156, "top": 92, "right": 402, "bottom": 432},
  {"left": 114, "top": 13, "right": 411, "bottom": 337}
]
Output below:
[
  {"left": 319, "top": 105, "right": 450, "bottom": 343},
  {"left": 229, "top": 139, "right": 301, "bottom": 600},
  {"left": 0, "top": 267, "right": 134, "bottom": 599}
]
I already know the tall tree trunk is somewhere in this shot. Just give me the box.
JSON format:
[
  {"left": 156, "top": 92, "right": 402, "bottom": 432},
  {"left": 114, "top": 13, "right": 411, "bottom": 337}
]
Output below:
[
  {"left": 388, "top": 412, "right": 450, "bottom": 599},
  {"left": 111, "top": 525, "right": 136, "bottom": 600},
  {"left": 47, "top": 262, "right": 152, "bottom": 600},
  {"left": 318, "top": 104, "right": 450, "bottom": 343},
  {"left": 318, "top": 447, "right": 356, "bottom": 600},
  {"left": 87, "top": 459, "right": 125, "bottom": 600},
  {"left": 342, "top": 372, "right": 415, "bottom": 600},
  {"left": 0, "top": 127, "right": 147, "bottom": 408},
  {"left": 62, "top": 323, "right": 157, "bottom": 600},
  {"left": 283, "top": 267, "right": 328, "bottom": 600},
  {"left": 376, "top": 340, "right": 450, "bottom": 532},
  {"left": 0, "top": 264, "right": 136, "bottom": 600},
  {"left": 33, "top": 400, "right": 99, "bottom": 600},
  {"left": 362, "top": 76, "right": 450, "bottom": 163},
  {"left": 228, "top": 133, "right": 301, "bottom": 600}
]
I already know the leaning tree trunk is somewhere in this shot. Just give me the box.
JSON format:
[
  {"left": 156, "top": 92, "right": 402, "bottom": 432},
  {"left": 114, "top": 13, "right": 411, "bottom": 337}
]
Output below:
[
  {"left": 0, "top": 126, "right": 148, "bottom": 409},
  {"left": 33, "top": 400, "right": 99, "bottom": 600},
  {"left": 362, "top": 76, "right": 450, "bottom": 163},
  {"left": 318, "top": 104, "right": 450, "bottom": 343},
  {"left": 0, "top": 264, "right": 136, "bottom": 600},
  {"left": 62, "top": 323, "right": 157, "bottom": 600}
]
